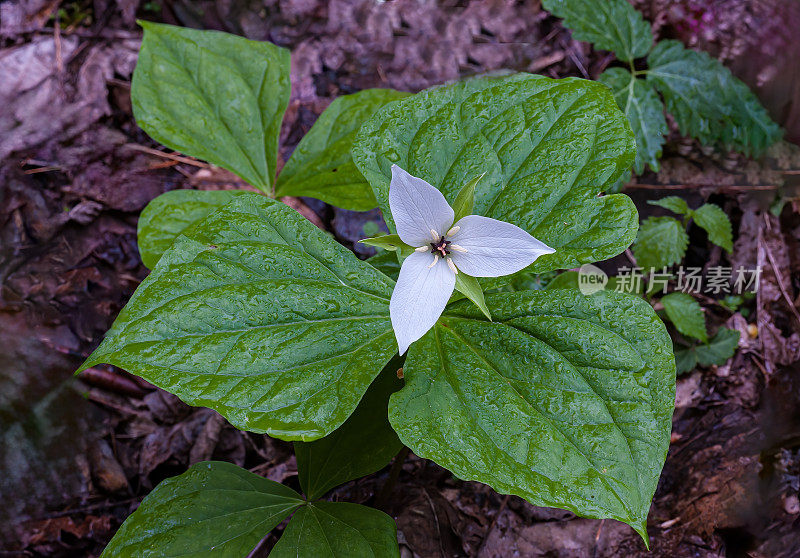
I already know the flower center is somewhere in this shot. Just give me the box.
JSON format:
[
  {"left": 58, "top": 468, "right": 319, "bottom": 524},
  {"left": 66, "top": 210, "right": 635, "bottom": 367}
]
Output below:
[{"left": 430, "top": 236, "right": 451, "bottom": 257}]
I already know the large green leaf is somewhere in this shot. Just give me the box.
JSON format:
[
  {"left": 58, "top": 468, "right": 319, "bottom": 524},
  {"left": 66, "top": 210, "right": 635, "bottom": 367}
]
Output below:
[
  {"left": 102, "top": 461, "right": 303, "bottom": 557},
  {"left": 81, "top": 194, "right": 398, "bottom": 440},
  {"left": 295, "top": 357, "right": 404, "bottom": 500},
  {"left": 661, "top": 292, "right": 707, "bottom": 343},
  {"left": 137, "top": 189, "right": 249, "bottom": 269},
  {"left": 599, "top": 67, "right": 667, "bottom": 174},
  {"left": 389, "top": 290, "right": 675, "bottom": 541},
  {"left": 270, "top": 502, "right": 399, "bottom": 558},
  {"left": 647, "top": 40, "right": 781, "bottom": 157},
  {"left": 275, "top": 89, "right": 409, "bottom": 210},
  {"left": 353, "top": 73, "right": 639, "bottom": 275},
  {"left": 633, "top": 216, "right": 688, "bottom": 269},
  {"left": 132, "top": 22, "right": 290, "bottom": 193},
  {"left": 542, "top": 0, "right": 653, "bottom": 62}
]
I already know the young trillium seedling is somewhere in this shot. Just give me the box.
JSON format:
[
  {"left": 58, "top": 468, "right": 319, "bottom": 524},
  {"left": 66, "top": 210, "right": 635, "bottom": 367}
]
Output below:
[{"left": 385, "top": 165, "right": 555, "bottom": 354}]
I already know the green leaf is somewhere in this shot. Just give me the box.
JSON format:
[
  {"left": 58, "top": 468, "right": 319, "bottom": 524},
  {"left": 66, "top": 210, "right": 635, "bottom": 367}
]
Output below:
[
  {"left": 295, "top": 357, "right": 404, "bottom": 500},
  {"left": 673, "top": 346, "right": 697, "bottom": 375},
  {"left": 132, "top": 22, "right": 290, "bottom": 193},
  {"left": 660, "top": 292, "right": 707, "bottom": 343},
  {"left": 81, "top": 194, "right": 398, "bottom": 440},
  {"left": 137, "top": 190, "right": 249, "bottom": 269},
  {"left": 275, "top": 89, "right": 410, "bottom": 210},
  {"left": 544, "top": 270, "right": 580, "bottom": 290},
  {"left": 389, "top": 290, "right": 675, "bottom": 542},
  {"left": 696, "top": 327, "right": 740, "bottom": 367},
  {"left": 673, "top": 327, "right": 740, "bottom": 375},
  {"left": 367, "top": 251, "right": 401, "bottom": 282},
  {"left": 455, "top": 273, "right": 491, "bottom": 321},
  {"left": 647, "top": 196, "right": 689, "bottom": 215},
  {"left": 633, "top": 216, "right": 688, "bottom": 269},
  {"left": 599, "top": 68, "right": 667, "bottom": 174},
  {"left": 647, "top": 40, "right": 781, "bottom": 157},
  {"left": 691, "top": 203, "right": 733, "bottom": 252},
  {"left": 542, "top": 0, "right": 653, "bottom": 62},
  {"left": 102, "top": 461, "right": 303, "bottom": 557},
  {"left": 451, "top": 173, "right": 485, "bottom": 223},
  {"left": 353, "top": 73, "right": 639, "bottom": 275},
  {"left": 270, "top": 502, "right": 399, "bottom": 558},
  {"left": 358, "top": 234, "right": 411, "bottom": 255}
]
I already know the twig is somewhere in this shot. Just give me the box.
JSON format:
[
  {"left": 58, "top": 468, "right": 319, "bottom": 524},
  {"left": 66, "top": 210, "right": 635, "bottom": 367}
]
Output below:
[
  {"left": 124, "top": 143, "right": 208, "bottom": 168},
  {"left": 761, "top": 214, "right": 800, "bottom": 328},
  {"left": 625, "top": 183, "right": 779, "bottom": 192},
  {"left": 528, "top": 51, "right": 565, "bottom": 73}
]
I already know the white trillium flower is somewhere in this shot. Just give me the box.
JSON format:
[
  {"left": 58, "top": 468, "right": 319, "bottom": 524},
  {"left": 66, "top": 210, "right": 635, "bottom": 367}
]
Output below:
[{"left": 388, "top": 165, "right": 556, "bottom": 355}]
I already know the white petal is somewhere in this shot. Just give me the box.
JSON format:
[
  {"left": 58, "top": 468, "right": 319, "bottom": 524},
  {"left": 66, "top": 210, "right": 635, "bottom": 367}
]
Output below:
[
  {"left": 390, "top": 251, "right": 456, "bottom": 354},
  {"left": 448, "top": 215, "right": 555, "bottom": 277},
  {"left": 389, "top": 165, "right": 454, "bottom": 247}
]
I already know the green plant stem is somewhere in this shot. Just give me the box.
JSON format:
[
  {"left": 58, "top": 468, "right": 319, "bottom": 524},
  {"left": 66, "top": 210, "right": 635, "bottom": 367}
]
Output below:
[{"left": 374, "top": 446, "right": 410, "bottom": 510}]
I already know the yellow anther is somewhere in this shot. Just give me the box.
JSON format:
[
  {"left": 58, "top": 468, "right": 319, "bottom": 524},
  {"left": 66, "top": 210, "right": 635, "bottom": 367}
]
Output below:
[
  {"left": 449, "top": 244, "right": 467, "bottom": 253},
  {"left": 415, "top": 245, "right": 429, "bottom": 252},
  {"left": 430, "top": 229, "right": 439, "bottom": 240},
  {"left": 428, "top": 255, "right": 439, "bottom": 268},
  {"left": 447, "top": 226, "right": 460, "bottom": 236}
]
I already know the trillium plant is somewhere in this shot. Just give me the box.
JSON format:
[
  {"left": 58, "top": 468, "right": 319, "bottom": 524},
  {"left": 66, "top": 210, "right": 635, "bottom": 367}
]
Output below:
[{"left": 85, "top": 21, "right": 676, "bottom": 557}]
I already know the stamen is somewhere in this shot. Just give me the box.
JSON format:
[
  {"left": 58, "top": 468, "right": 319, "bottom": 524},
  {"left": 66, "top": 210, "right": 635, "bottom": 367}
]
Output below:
[
  {"left": 446, "top": 257, "right": 458, "bottom": 274},
  {"left": 428, "top": 255, "right": 439, "bottom": 268},
  {"left": 430, "top": 229, "right": 439, "bottom": 241},
  {"left": 449, "top": 244, "right": 468, "bottom": 253},
  {"left": 446, "top": 226, "right": 460, "bottom": 236},
  {"left": 415, "top": 245, "right": 429, "bottom": 252}
]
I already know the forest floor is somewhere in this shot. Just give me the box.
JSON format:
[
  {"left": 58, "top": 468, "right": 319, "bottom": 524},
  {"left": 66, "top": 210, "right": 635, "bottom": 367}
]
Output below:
[{"left": 1, "top": 1, "right": 799, "bottom": 556}]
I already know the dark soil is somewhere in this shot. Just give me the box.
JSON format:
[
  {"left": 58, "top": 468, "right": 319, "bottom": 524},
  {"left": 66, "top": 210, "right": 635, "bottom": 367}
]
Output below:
[{"left": 1, "top": 1, "right": 799, "bottom": 556}]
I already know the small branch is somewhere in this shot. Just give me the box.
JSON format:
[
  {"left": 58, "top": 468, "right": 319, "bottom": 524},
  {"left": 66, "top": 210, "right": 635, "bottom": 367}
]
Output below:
[
  {"left": 761, "top": 215, "right": 800, "bottom": 328},
  {"left": 123, "top": 143, "right": 208, "bottom": 168}
]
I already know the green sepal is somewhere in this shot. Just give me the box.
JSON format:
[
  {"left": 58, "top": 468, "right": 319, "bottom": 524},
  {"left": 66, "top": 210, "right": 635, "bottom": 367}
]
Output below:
[
  {"left": 454, "top": 273, "right": 491, "bottom": 321},
  {"left": 451, "top": 173, "right": 485, "bottom": 223},
  {"left": 359, "top": 234, "right": 413, "bottom": 257}
]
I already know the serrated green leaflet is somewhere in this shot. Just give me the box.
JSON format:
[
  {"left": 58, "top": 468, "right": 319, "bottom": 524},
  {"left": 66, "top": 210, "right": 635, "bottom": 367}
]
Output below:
[
  {"left": 648, "top": 196, "right": 689, "bottom": 215},
  {"left": 295, "top": 357, "right": 404, "bottom": 500},
  {"left": 675, "top": 327, "right": 740, "bottom": 374},
  {"left": 270, "top": 502, "right": 399, "bottom": 558},
  {"left": 599, "top": 68, "right": 667, "bottom": 174},
  {"left": 661, "top": 292, "right": 707, "bottom": 343},
  {"left": 137, "top": 190, "right": 249, "bottom": 269},
  {"left": 696, "top": 327, "right": 740, "bottom": 366},
  {"left": 132, "top": 22, "right": 290, "bottom": 193},
  {"left": 101, "top": 461, "right": 303, "bottom": 557},
  {"left": 275, "top": 89, "right": 409, "bottom": 210},
  {"left": 353, "top": 73, "right": 639, "bottom": 275},
  {"left": 633, "top": 216, "right": 688, "bottom": 269},
  {"left": 542, "top": 0, "right": 653, "bottom": 62},
  {"left": 647, "top": 40, "right": 781, "bottom": 157},
  {"left": 691, "top": 203, "right": 733, "bottom": 252},
  {"left": 81, "top": 194, "right": 398, "bottom": 440},
  {"left": 389, "top": 290, "right": 675, "bottom": 542}
]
